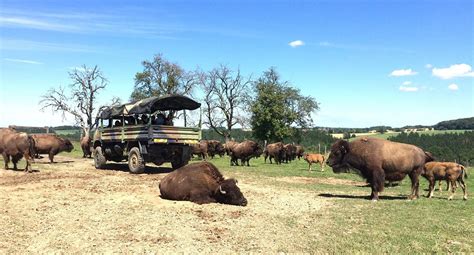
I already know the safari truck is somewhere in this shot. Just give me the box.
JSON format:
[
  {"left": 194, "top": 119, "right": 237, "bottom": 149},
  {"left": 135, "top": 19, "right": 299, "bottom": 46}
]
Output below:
[{"left": 92, "top": 95, "right": 201, "bottom": 173}]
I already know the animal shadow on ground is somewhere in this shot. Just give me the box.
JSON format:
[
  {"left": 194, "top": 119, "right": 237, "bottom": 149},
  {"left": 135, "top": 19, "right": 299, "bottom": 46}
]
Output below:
[
  {"left": 101, "top": 163, "right": 174, "bottom": 174},
  {"left": 318, "top": 193, "right": 407, "bottom": 201},
  {"left": 35, "top": 160, "right": 75, "bottom": 164},
  {"left": 3, "top": 168, "right": 40, "bottom": 173}
]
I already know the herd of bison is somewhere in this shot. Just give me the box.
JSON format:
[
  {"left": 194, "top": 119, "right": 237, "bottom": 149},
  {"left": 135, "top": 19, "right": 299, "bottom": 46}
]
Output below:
[{"left": 0, "top": 127, "right": 468, "bottom": 204}]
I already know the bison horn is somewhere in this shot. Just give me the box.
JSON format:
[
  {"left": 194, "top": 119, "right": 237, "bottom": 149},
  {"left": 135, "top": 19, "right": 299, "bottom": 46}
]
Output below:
[{"left": 219, "top": 185, "right": 227, "bottom": 194}]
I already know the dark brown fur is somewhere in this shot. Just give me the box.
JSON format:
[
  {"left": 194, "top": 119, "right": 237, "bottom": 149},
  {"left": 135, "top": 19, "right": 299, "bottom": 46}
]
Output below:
[
  {"left": 422, "top": 162, "right": 467, "bottom": 200},
  {"left": 264, "top": 142, "right": 285, "bottom": 164},
  {"left": 296, "top": 145, "right": 305, "bottom": 160},
  {"left": 230, "top": 140, "right": 263, "bottom": 166},
  {"left": 327, "top": 137, "right": 434, "bottom": 200},
  {"left": 32, "top": 134, "right": 74, "bottom": 163},
  {"left": 283, "top": 144, "right": 297, "bottom": 163},
  {"left": 0, "top": 128, "right": 35, "bottom": 172},
  {"left": 159, "top": 162, "right": 247, "bottom": 206}
]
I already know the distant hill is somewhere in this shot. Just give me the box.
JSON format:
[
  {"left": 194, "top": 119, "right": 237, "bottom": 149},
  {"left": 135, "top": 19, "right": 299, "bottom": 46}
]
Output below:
[{"left": 433, "top": 117, "right": 474, "bottom": 130}]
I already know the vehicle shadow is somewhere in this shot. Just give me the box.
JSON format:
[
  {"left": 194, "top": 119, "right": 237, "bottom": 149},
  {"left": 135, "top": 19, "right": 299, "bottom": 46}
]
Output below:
[
  {"left": 318, "top": 193, "right": 408, "bottom": 201},
  {"left": 101, "top": 163, "right": 174, "bottom": 174},
  {"left": 3, "top": 168, "right": 40, "bottom": 173},
  {"left": 35, "top": 161, "right": 75, "bottom": 164}
]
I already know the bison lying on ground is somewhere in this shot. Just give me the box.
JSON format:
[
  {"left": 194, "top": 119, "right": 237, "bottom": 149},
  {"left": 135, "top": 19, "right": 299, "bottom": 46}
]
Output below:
[
  {"left": 422, "top": 162, "right": 467, "bottom": 200},
  {"left": 230, "top": 140, "right": 263, "bottom": 166},
  {"left": 159, "top": 162, "right": 247, "bottom": 206},
  {"left": 81, "top": 135, "right": 92, "bottom": 158},
  {"left": 32, "top": 134, "right": 74, "bottom": 163},
  {"left": 303, "top": 153, "right": 325, "bottom": 171},
  {"left": 264, "top": 142, "right": 285, "bottom": 164},
  {"left": 0, "top": 128, "right": 35, "bottom": 172},
  {"left": 327, "top": 137, "right": 434, "bottom": 201}
]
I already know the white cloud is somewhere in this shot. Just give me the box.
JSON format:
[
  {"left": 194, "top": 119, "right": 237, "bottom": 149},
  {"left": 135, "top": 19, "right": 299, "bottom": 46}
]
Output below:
[
  {"left": 399, "top": 86, "right": 418, "bottom": 92},
  {"left": 425, "top": 64, "right": 433, "bottom": 69},
  {"left": 402, "top": 81, "right": 412, "bottom": 85},
  {"left": 432, "top": 64, "right": 474, "bottom": 79},
  {"left": 389, "top": 69, "right": 418, "bottom": 77},
  {"left": 3, "top": 58, "right": 43, "bottom": 64},
  {"left": 448, "top": 83, "right": 459, "bottom": 91},
  {"left": 289, "top": 40, "right": 304, "bottom": 48}
]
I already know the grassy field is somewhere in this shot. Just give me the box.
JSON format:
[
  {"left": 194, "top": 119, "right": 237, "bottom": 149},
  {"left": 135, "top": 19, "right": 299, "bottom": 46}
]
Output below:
[
  {"left": 207, "top": 157, "right": 474, "bottom": 253},
  {"left": 346, "top": 129, "right": 471, "bottom": 141},
  {"left": 2, "top": 143, "right": 472, "bottom": 252}
]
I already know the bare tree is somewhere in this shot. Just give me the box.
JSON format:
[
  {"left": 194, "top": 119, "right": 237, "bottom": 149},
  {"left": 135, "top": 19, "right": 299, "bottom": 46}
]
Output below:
[
  {"left": 199, "top": 65, "right": 252, "bottom": 140},
  {"left": 40, "top": 65, "right": 109, "bottom": 135}
]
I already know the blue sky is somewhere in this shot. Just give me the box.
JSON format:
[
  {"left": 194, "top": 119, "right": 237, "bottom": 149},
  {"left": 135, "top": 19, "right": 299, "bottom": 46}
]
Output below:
[{"left": 0, "top": 0, "right": 473, "bottom": 128}]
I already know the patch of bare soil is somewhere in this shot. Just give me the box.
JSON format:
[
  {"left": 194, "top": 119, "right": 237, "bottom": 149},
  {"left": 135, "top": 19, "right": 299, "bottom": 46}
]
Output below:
[{"left": 0, "top": 155, "right": 332, "bottom": 253}]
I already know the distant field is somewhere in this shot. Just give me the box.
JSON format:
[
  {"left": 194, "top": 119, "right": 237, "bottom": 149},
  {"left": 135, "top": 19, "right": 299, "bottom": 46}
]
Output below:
[{"left": 332, "top": 130, "right": 473, "bottom": 141}]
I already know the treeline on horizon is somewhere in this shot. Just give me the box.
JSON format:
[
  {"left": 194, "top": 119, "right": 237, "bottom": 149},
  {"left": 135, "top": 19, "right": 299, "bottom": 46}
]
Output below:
[{"left": 389, "top": 131, "right": 474, "bottom": 166}]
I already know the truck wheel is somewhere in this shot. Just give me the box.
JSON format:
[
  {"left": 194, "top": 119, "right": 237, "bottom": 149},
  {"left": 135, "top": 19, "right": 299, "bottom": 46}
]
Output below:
[
  {"left": 94, "top": 146, "right": 107, "bottom": 169},
  {"left": 128, "top": 147, "right": 145, "bottom": 174}
]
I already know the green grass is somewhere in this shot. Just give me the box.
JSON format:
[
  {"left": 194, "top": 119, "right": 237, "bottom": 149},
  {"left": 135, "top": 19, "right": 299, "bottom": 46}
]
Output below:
[
  {"left": 208, "top": 156, "right": 474, "bottom": 253},
  {"left": 348, "top": 129, "right": 472, "bottom": 141}
]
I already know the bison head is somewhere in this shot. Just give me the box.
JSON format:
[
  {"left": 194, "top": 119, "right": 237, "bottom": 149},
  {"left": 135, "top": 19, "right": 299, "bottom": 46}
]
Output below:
[
  {"left": 216, "top": 179, "right": 247, "bottom": 206},
  {"left": 64, "top": 139, "right": 74, "bottom": 152},
  {"left": 327, "top": 140, "right": 350, "bottom": 173}
]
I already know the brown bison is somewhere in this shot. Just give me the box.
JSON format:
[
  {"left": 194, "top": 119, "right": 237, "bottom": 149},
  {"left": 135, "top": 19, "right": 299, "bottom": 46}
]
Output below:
[
  {"left": 230, "top": 140, "right": 263, "bottom": 166},
  {"left": 81, "top": 135, "right": 92, "bottom": 158},
  {"left": 207, "top": 140, "right": 225, "bottom": 159},
  {"left": 224, "top": 140, "right": 238, "bottom": 156},
  {"left": 303, "top": 153, "right": 325, "bottom": 171},
  {"left": 327, "top": 137, "right": 434, "bottom": 201},
  {"left": 422, "top": 162, "right": 467, "bottom": 200},
  {"left": 0, "top": 128, "right": 35, "bottom": 172},
  {"left": 263, "top": 142, "right": 286, "bottom": 164},
  {"left": 296, "top": 145, "right": 305, "bottom": 160},
  {"left": 159, "top": 161, "right": 247, "bottom": 206},
  {"left": 283, "top": 144, "right": 297, "bottom": 163},
  {"left": 32, "top": 134, "right": 74, "bottom": 163},
  {"left": 191, "top": 140, "right": 210, "bottom": 160}
]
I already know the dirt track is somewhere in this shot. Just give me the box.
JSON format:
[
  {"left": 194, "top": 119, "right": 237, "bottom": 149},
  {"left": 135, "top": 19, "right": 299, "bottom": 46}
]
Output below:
[{"left": 0, "top": 155, "right": 353, "bottom": 253}]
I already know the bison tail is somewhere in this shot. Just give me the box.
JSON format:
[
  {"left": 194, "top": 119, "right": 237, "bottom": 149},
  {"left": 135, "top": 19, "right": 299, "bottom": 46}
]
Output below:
[{"left": 461, "top": 166, "right": 468, "bottom": 179}]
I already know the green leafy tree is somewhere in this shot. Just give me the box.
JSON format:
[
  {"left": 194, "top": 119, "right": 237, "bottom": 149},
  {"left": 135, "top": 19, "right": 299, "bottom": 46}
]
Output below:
[
  {"left": 130, "top": 54, "right": 199, "bottom": 123},
  {"left": 250, "top": 67, "right": 319, "bottom": 142}
]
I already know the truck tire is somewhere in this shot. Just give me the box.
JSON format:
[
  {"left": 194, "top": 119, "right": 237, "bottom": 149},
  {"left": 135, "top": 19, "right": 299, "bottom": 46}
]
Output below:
[
  {"left": 128, "top": 147, "right": 145, "bottom": 174},
  {"left": 94, "top": 146, "right": 107, "bottom": 169}
]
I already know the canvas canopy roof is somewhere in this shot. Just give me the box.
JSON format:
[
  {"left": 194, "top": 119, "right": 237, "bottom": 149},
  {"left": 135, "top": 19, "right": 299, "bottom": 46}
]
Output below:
[{"left": 98, "top": 95, "right": 200, "bottom": 119}]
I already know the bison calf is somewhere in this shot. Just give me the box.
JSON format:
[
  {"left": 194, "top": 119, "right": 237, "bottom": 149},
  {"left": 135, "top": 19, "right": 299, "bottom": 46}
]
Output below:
[
  {"left": 422, "top": 162, "right": 468, "bottom": 200},
  {"left": 159, "top": 162, "right": 247, "bottom": 206},
  {"left": 303, "top": 153, "right": 325, "bottom": 171}
]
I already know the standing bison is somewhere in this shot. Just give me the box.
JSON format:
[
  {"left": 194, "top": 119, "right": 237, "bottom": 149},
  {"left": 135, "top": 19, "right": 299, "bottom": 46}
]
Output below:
[
  {"left": 230, "top": 140, "right": 263, "bottom": 166},
  {"left": 207, "top": 140, "right": 225, "bottom": 159},
  {"left": 422, "top": 162, "right": 467, "bottom": 200},
  {"left": 303, "top": 153, "right": 326, "bottom": 171},
  {"left": 295, "top": 145, "right": 305, "bottom": 160},
  {"left": 263, "top": 142, "right": 286, "bottom": 164},
  {"left": 32, "top": 134, "right": 74, "bottom": 163},
  {"left": 159, "top": 161, "right": 247, "bottom": 206},
  {"left": 81, "top": 135, "right": 92, "bottom": 158},
  {"left": 327, "top": 137, "right": 434, "bottom": 201},
  {"left": 0, "top": 128, "right": 35, "bottom": 172},
  {"left": 224, "top": 140, "right": 238, "bottom": 156},
  {"left": 283, "top": 144, "right": 297, "bottom": 163}
]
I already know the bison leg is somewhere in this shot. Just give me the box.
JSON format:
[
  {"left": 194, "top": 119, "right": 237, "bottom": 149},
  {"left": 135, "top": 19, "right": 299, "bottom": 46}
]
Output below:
[
  {"left": 190, "top": 192, "right": 216, "bottom": 204},
  {"left": 428, "top": 178, "right": 435, "bottom": 198},
  {"left": 49, "top": 152, "right": 55, "bottom": 163},
  {"left": 2, "top": 153, "right": 10, "bottom": 170},
  {"left": 320, "top": 161, "right": 325, "bottom": 172},
  {"left": 448, "top": 180, "right": 457, "bottom": 200},
  {"left": 408, "top": 171, "right": 421, "bottom": 200},
  {"left": 456, "top": 178, "right": 467, "bottom": 200},
  {"left": 370, "top": 168, "right": 385, "bottom": 201},
  {"left": 308, "top": 162, "right": 312, "bottom": 172}
]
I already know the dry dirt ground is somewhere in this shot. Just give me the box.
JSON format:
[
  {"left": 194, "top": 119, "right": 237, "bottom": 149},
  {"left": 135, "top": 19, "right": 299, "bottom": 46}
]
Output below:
[{"left": 0, "top": 155, "right": 362, "bottom": 253}]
